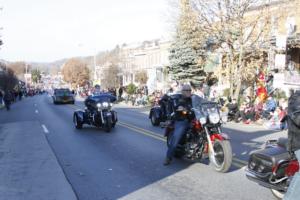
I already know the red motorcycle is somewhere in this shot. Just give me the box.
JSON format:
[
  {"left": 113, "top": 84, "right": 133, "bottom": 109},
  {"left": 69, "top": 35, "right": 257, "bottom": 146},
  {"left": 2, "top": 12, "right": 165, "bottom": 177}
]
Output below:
[
  {"left": 165, "top": 96, "right": 233, "bottom": 173},
  {"left": 246, "top": 138, "right": 299, "bottom": 199}
]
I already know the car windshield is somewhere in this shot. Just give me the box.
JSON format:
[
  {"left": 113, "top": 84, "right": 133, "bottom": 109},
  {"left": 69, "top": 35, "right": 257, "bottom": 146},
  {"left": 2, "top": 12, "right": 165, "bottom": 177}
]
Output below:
[{"left": 55, "top": 89, "right": 72, "bottom": 96}]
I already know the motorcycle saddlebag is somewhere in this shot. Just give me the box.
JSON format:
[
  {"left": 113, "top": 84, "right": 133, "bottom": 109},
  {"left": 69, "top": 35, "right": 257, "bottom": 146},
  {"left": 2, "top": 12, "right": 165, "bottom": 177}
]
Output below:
[{"left": 248, "top": 145, "right": 290, "bottom": 176}]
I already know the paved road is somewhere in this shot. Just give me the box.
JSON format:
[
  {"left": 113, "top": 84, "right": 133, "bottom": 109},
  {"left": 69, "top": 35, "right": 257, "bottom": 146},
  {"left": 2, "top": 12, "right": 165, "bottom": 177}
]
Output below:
[{"left": 0, "top": 94, "right": 286, "bottom": 200}]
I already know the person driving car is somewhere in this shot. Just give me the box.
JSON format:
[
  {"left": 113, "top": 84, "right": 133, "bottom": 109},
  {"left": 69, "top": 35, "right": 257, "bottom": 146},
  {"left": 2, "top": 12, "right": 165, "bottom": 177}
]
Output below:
[{"left": 164, "top": 84, "right": 193, "bottom": 166}]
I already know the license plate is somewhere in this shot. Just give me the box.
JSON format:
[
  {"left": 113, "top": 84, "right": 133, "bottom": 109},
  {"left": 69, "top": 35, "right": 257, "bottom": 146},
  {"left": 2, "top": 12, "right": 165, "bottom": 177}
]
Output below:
[{"left": 106, "top": 113, "right": 112, "bottom": 116}]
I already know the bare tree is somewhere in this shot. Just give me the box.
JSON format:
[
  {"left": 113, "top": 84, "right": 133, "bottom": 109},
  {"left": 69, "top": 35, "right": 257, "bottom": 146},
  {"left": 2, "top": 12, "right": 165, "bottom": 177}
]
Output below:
[
  {"left": 0, "top": 63, "right": 18, "bottom": 91},
  {"left": 61, "top": 58, "right": 90, "bottom": 88},
  {"left": 102, "top": 63, "right": 120, "bottom": 89},
  {"left": 99, "top": 47, "right": 121, "bottom": 89},
  {"left": 7, "top": 62, "right": 28, "bottom": 80},
  {"left": 192, "top": 0, "right": 275, "bottom": 99},
  {"left": 135, "top": 70, "right": 148, "bottom": 85}
]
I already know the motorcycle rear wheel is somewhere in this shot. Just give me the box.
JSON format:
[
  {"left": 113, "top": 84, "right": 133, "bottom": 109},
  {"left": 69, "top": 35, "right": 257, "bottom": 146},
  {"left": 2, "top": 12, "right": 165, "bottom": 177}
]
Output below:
[
  {"left": 271, "top": 189, "right": 285, "bottom": 200},
  {"left": 210, "top": 140, "right": 232, "bottom": 173},
  {"left": 150, "top": 113, "right": 160, "bottom": 126}
]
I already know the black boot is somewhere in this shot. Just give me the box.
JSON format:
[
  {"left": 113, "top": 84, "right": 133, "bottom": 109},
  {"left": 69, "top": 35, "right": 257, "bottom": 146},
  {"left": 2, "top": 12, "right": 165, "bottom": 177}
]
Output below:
[{"left": 163, "top": 157, "right": 172, "bottom": 166}]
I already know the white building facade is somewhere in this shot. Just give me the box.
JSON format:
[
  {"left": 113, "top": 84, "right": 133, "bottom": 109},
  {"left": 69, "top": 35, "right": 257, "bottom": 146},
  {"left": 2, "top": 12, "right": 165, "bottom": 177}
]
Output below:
[{"left": 119, "top": 39, "right": 171, "bottom": 93}]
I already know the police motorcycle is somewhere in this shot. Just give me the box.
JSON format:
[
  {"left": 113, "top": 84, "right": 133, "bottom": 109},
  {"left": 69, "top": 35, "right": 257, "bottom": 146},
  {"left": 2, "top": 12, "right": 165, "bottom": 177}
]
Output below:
[
  {"left": 165, "top": 95, "right": 233, "bottom": 172},
  {"left": 73, "top": 93, "right": 118, "bottom": 132}
]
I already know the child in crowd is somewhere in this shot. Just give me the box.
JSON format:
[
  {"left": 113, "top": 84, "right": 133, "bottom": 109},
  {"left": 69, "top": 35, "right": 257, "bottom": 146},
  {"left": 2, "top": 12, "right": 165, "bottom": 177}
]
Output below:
[{"left": 263, "top": 106, "right": 286, "bottom": 130}]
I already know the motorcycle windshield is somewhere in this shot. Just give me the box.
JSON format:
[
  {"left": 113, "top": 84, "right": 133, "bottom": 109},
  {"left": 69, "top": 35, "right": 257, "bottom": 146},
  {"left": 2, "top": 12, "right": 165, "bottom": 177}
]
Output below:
[
  {"left": 191, "top": 95, "right": 220, "bottom": 119},
  {"left": 89, "top": 94, "right": 116, "bottom": 103}
]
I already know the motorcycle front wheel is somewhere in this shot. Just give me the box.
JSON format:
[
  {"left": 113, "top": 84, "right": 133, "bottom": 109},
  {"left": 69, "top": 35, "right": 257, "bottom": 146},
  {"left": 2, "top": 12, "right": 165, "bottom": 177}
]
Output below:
[
  {"left": 271, "top": 189, "right": 285, "bottom": 200},
  {"left": 210, "top": 140, "right": 232, "bottom": 173},
  {"left": 105, "top": 120, "right": 112, "bottom": 133}
]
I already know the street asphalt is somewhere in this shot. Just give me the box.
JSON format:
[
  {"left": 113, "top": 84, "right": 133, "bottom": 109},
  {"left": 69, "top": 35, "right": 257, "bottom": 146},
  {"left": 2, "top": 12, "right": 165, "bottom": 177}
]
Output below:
[
  {"left": 0, "top": 96, "right": 77, "bottom": 200},
  {"left": 0, "top": 94, "right": 287, "bottom": 200}
]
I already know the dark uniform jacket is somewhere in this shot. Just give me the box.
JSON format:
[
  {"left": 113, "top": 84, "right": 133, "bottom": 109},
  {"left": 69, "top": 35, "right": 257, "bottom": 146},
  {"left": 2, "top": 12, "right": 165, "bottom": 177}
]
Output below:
[{"left": 287, "top": 91, "right": 300, "bottom": 152}]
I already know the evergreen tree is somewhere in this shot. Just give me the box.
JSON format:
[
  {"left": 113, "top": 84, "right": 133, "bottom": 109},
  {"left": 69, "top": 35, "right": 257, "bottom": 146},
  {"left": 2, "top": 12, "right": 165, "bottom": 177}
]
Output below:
[
  {"left": 31, "top": 69, "right": 41, "bottom": 84},
  {"left": 169, "top": 0, "right": 206, "bottom": 86}
]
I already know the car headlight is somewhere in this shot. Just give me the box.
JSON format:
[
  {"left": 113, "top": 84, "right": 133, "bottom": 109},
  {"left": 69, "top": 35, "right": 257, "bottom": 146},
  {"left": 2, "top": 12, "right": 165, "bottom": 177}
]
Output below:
[
  {"left": 209, "top": 113, "right": 220, "bottom": 124},
  {"left": 199, "top": 117, "right": 207, "bottom": 125},
  {"left": 97, "top": 103, "right": 102, "bottom": 108},
  {"left": 102, "top": 102, "right": 109, "bottom": 107},
  {"left": 109, "top": 103, "right": 113, "bottom": 107}
]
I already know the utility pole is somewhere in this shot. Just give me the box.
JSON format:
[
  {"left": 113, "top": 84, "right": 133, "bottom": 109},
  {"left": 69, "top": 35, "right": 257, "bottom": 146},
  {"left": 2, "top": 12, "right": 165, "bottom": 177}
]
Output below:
[{"left": 25, "top": 63, "right": 28, "bottom": 89}]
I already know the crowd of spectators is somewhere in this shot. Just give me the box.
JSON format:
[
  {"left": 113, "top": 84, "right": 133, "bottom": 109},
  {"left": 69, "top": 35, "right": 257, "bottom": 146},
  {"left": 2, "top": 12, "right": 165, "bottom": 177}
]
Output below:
[{"left": 223, "top": 94, "right": 288, "bottom": 130}]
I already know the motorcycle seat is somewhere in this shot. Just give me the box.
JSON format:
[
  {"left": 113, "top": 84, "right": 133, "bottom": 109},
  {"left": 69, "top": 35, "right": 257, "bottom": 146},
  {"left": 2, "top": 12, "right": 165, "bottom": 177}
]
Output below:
[{"left": 277, "top": 137, "right": 289, "bottom": 149}]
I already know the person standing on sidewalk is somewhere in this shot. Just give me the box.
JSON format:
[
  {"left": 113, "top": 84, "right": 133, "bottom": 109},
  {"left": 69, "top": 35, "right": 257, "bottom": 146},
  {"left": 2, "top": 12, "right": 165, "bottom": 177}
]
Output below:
[
  {"left": 0, "top": 90, "right": 3, "bottom": 106},
  {"left": 3, "top": 90, "right": 13, "bottom": 111}
]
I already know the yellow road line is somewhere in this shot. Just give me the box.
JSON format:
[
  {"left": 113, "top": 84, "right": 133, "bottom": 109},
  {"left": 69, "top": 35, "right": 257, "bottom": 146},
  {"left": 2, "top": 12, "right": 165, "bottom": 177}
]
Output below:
[
  {"left": 118, "top": 121, "right": 165, "bottom": 140},
  {"left": 68, "top": 103, "right": 248, "bottom": 168},
  {"left": 118, "top": 122, "right": 166, "bottom": 142}
]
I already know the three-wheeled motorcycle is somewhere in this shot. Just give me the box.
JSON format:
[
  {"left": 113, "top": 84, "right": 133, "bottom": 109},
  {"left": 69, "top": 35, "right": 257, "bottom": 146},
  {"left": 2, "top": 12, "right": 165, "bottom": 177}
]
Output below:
[
  {"left": 149, "top": 94, "right": 181, "bottom": 126},
  {"left": 73, "top": 93, "right": 118, "bottom": 132}
]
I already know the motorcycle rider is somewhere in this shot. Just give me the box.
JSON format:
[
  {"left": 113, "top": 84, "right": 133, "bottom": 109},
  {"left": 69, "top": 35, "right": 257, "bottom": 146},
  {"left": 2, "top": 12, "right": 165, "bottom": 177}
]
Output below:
[
  {"left": 164, "top": 84, "right": 194, "bottom": 166},
  {"left": 93, "top": 84, "right": 102, "bottom": 96},
  {"left": 85, "top": 85, "right": 102, "bottom": 112}
]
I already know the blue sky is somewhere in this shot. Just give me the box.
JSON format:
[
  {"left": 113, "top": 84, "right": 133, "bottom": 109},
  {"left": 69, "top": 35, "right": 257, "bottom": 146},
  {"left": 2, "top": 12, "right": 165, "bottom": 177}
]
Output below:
[{"left": 0, "top": 0, "right": 173, "bottom": 62}]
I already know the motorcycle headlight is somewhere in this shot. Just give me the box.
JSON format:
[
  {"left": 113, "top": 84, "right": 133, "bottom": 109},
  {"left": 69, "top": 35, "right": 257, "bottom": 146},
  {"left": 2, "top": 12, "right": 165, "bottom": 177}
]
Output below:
[
  {"left": 96, "top": 103, "right": 102, "bottom": 108},
  {"left": 209, "top": 113, "right": 220, "bottom": 124},
  {"left": 102, "top": 102, "right": 109, "bottom": 107},
  {"left": 199, "top": 117, "right": 207, "bottom": 125},
  {"left": 109, "top": 103, "right": 113, "bottom": 107}
]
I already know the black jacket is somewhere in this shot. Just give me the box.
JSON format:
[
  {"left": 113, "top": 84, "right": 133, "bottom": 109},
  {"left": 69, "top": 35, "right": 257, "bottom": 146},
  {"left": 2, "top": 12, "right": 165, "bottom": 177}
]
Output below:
[
  {"left": 227, "top": 103, "right": 238, "bottom": 113},
  {"left": 287, "top": 91, "right": 300, "bottom": 152},
  {"left": 173, "top": 94, "right": 193, "bottom": 121}
]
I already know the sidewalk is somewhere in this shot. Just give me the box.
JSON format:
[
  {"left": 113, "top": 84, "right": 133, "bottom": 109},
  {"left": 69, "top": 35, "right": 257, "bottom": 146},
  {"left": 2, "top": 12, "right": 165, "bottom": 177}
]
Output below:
[{"left": 0, "top": 121, "right": 77, "bottom": 200}]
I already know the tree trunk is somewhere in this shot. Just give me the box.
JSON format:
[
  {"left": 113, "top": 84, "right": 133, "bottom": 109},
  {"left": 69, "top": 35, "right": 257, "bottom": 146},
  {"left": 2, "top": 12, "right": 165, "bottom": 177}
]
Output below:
[
  {"left": 227, "top": 53, "right": 234, "bottom": 97},
  {"left": 233, "top": 45, "right": 244, "bottom": 101}
]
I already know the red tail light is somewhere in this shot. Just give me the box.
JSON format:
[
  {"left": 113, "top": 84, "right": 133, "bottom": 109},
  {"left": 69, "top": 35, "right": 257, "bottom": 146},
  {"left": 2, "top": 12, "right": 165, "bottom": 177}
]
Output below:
[
  {"left": 285, "top": 160, "right": 299, "bottom": 177},
  {"left": 192, "top": 120, "right": 202, "bottom": 130}
]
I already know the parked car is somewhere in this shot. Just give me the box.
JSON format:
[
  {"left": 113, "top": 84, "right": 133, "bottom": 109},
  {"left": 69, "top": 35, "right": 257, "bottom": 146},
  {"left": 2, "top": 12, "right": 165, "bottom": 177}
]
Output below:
[{"left": 52, "top": 88, "right": 75, "bottom": 104}]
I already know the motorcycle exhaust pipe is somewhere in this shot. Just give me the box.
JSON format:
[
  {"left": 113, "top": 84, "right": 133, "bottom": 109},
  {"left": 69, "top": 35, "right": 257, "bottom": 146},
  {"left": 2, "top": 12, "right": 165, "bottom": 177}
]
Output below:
[{"left": 245, "top": 168, "right": 287, "bottom": 192}]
